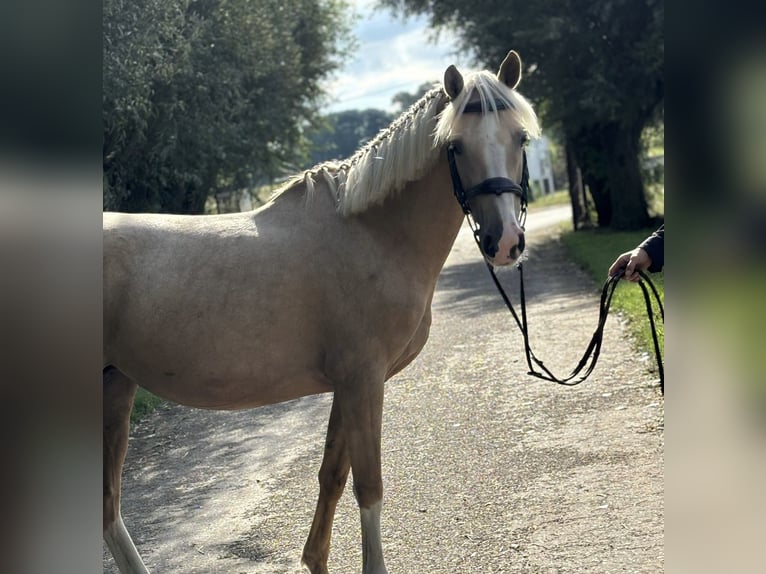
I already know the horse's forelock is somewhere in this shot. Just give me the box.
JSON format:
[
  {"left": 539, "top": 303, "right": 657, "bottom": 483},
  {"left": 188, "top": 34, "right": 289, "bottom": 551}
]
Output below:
[{"left": 434, "top": 70, "right": 541, "bottom": 144}]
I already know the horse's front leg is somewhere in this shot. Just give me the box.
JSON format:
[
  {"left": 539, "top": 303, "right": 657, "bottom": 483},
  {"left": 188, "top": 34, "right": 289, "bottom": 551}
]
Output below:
[
  {"left": 337, "top": 376, "right": 388, "bottom": 574},
  {"left": 302, "top": 396, "right": 350, "bottom": 574}
]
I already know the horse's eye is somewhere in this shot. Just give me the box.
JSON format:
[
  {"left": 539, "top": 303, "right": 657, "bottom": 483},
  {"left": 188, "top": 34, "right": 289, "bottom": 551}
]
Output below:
[{"left": 450, "top": 141, "right": 464, "bottom": 155}]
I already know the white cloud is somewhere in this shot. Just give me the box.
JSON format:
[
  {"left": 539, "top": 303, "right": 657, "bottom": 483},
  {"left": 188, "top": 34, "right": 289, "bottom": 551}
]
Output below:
[{"left": 323, "top": 2, "right": 474, "bottom": 112}]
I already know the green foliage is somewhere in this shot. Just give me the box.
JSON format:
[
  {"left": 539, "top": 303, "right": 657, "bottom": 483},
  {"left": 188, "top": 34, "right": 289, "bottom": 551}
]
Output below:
[
  {"left": 379, "top": 0, "right": 663, "bottom": 230},
  {"left": 104, "top": 0, "right": 353, "bottom": 213},
  {"left": 131, "top": 388, "right": 164, "bottom": 425},
  {"left": 305, "top": 83, "right": 441, "bottom": 168},
  {"left": 560, "top": 227, "right": 664, "bottom": 360},
  {"left": 391, "top": 82, "right": 435, "bottom": 112},
  {"left": 641, "top": 119, "right": 665, "bottom": 158},
  {"left": 380, "top": 0, "right": 662, "bottom": 130},
  {"left": 305, "top": 108, "right": 394, "bottom": 166},
  {"left": 528, "top": 189, "right": 570, "bottom": 208}
]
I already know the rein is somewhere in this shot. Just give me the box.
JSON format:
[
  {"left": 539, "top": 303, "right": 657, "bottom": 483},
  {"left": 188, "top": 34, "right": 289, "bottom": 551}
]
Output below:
[
  {"left": 446, "top": 99, "right": 664, "bottom": 392},
  {"left": 485, "top": 260, "right": 665, "bottom": 393}
]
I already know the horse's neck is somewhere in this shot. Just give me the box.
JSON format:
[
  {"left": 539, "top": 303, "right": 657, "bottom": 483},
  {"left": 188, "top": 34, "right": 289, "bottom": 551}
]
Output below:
[{"left": 360, "top": 152, "right": 465, "bottom": 284}]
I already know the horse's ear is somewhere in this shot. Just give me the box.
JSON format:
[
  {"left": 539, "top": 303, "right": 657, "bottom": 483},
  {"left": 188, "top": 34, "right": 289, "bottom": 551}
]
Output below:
[
  {"left": 443, "top": 65, "right": 464, "bottom": 99},
  {"left": 497, "top": 50, "right": 522, "bottom": 90}
]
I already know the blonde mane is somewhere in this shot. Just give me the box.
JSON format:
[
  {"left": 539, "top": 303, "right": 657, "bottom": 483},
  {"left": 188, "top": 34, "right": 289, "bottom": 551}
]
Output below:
[{"left": 281, "top": 70, "right": 540, "bottom": 216}]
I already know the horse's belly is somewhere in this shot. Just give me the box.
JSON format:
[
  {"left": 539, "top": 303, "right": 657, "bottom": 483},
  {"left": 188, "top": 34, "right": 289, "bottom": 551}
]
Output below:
[{"left": 124, "top": 365, "right": 334, "bottom": 411}]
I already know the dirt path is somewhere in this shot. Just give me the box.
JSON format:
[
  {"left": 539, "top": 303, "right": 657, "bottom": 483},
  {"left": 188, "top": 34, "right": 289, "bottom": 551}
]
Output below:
[{"left": 104, "top": 209, "right": 664, "bottom": 573}]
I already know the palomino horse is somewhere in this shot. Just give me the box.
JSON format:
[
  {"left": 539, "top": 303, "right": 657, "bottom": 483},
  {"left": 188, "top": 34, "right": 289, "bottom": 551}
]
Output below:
[{"left": 103, "top": 50, "right": 540, "bottom": 574}]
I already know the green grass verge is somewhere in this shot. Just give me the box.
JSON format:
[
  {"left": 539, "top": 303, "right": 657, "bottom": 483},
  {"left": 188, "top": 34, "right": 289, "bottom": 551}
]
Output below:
[
  {"left": 131, "top": 387, "right": 164, "bottom": 425},
  {"left": 529, "top": 189, "right": 570, "bottom": 209},
  {"left": 560, "top": 227, "right": 664, "bottom": 360}
]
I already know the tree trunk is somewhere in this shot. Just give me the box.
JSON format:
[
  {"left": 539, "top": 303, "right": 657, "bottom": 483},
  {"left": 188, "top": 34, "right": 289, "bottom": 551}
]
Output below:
[
  {"left": 565, "top": 138, "right": 591, "bottom": 230},
  {"left": 602, "top": 123, "right": 649, "bottom": 230},
  {"left": 585, "top": 172, "right": 611, "bottom": 228},
  {"left": 182, "top": 187, "right": 208, "bottom": 214},
  {"left": 573, "top": 122, "right": 649, "bottom": 230}
]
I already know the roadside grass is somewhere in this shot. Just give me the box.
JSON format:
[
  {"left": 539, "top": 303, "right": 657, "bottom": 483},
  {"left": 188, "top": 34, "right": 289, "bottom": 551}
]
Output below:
[
  {"left": 529, "top": 189, "right": 570, "bottom": 209},
  {"left": 131, "top": 387, "right": 164, "bottom": 425},
  {"left": 560, "top": 226, "right": 664, "bottom": 365}
]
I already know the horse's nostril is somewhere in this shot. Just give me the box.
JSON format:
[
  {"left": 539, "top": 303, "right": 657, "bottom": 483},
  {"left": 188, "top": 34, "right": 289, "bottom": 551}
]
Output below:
[
  {"left": 482, "top": 234, "right": 498, "bottom": 257},
  {"left": 509, "top": 234, "right": 525, "bottom": 260}
]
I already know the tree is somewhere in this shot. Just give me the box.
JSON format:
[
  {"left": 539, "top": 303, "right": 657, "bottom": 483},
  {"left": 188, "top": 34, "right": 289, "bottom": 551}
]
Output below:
[
  {"left": 379, "top": 0, "right": 663, "bottom": 229},
  {"left": 306, "top": 108, "right": 394, "bottom": 166},
  {"left": 307, "top": 82, "right": 439, "bottom": 168},
  {"left": 391, "top": 82, "right": 435, "bottom": 112},
  {"left": 104, "top": 0, "right": 352, "bottom": 213}
]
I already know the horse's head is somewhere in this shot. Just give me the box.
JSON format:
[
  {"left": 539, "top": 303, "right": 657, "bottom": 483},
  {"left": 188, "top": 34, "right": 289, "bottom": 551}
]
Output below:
[{"left": 438, "top": 51, "right": 540, "bottom": 266}]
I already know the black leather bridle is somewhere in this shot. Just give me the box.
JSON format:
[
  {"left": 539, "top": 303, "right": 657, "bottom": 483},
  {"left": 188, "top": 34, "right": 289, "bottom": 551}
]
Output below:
[{"left": 446, "top": 98, "right": 665, "bottom": 392}]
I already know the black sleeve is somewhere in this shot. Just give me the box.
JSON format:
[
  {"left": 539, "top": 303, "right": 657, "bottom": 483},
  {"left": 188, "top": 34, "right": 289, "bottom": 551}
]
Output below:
[{"left": 639, "top": 224, "right": 664, "bottom": 272}]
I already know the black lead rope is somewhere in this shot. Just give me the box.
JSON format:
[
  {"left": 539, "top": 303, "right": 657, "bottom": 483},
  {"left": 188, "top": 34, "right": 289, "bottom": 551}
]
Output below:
[
  {"left": 454, "top": 166, "right": 664, "bottom": 393},
  {"left": 475, "top": 231, "right": 665, "bottom": 393}
]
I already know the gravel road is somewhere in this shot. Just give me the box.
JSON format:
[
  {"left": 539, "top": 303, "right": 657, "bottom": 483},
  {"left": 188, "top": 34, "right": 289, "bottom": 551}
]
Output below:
[{"left": 104, "top": 206, "right": 664, "bottom": 573}]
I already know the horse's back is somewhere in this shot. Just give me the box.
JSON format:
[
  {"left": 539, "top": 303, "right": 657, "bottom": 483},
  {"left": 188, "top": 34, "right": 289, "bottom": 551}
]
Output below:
[{"left": 102, "top": 212, "right": 241, "bottom": 343}]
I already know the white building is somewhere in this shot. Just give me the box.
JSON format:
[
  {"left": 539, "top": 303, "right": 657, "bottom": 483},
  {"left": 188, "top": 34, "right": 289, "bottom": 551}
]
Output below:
[{"left": 526, "top": 135, "right": 555, "bottom": 198}]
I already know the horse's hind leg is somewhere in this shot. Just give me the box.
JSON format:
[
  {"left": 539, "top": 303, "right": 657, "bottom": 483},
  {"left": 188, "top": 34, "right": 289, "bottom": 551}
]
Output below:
[
  {"left": 103, "top": 367, "right": 149, "bottom": 574},
  {"left": 302, "top": 395, "right": 351, "bottom": 574}
]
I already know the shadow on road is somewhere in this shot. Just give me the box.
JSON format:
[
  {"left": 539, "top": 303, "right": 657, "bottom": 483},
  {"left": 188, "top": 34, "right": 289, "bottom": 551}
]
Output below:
[
  {"left": 107, "top": 394, "right": 331, "bottom": 572},
  {"left": 434, "top": 234, "right": 597, "bottom": 321}
]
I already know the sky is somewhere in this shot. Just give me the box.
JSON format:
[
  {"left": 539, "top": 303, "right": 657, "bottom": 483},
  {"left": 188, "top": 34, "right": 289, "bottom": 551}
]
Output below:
[{"left": 323, "top": 0, "right": 473, "bottom": 113}]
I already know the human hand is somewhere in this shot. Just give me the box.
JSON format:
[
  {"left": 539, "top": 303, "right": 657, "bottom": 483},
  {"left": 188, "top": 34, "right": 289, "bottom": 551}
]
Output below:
[{"left": 608, "top": 247, "right": 652, "bottom": 282}]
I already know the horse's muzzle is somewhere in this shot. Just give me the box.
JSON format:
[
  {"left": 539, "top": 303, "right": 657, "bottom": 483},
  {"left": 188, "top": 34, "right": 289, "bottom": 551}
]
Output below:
[{"left": 481, "top": 227, "right": 525, "bottom": 265}]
